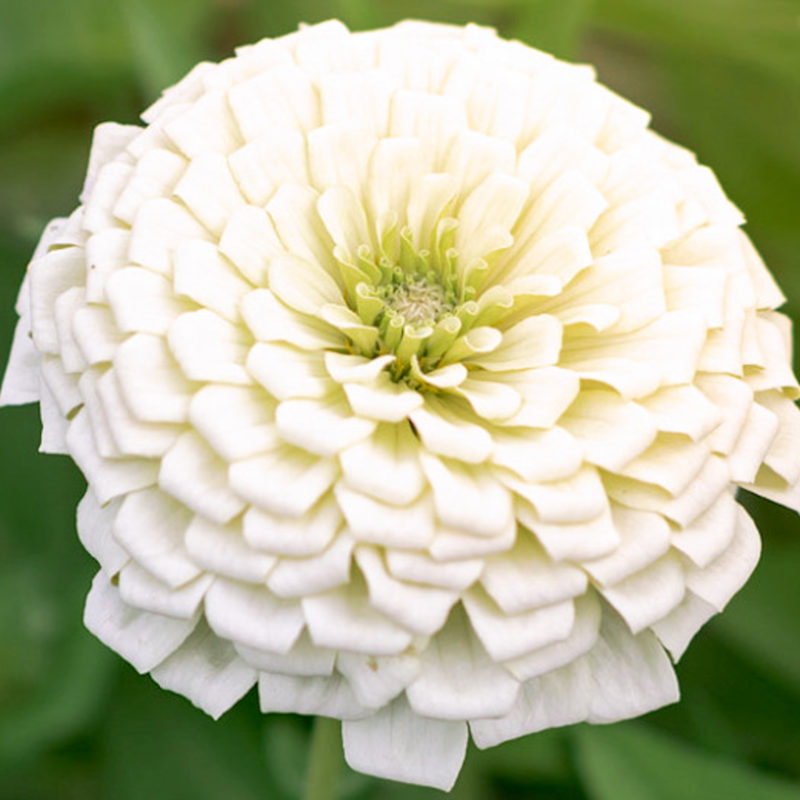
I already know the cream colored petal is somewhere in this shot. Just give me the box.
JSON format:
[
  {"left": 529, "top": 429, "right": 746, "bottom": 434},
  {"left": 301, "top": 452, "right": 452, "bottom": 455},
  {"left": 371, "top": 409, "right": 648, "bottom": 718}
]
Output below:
[
  {"left": 303, "top": 580, "right": 413, "bottom": 656},
  {"left": 72, "top": 305, "right": 125, "bottom": 367},
  {"left": 113, "top": 147, "right": 186, "bottom": 225},
  {"left": 173, "top": 241, "right": 251, "bottom": 322},
  {"left": 276, "top": 396, "right": 376, "bottom": 456},
  {"left": 106, "top": 267, "right": 192, "bottom": 335},
  {"left": 406, "top": 605, "right": 519, "bottom": 720},
  {"left": 470, "top": 315, "right": 561, "bottom": 372},
  {"left": 247, "top": 341, "right": 329, "bottom": 401},
  {"left": 356, "top": 546, "right": 458, "bottom": 635},
  {"left": 267, "top": 532, "right": 355, "bottom": 597},
  {"left": 235, "top": 631, "right": 335, "bottom": 676},
  {"left": 76, "top": 489, "right": 129, "bottom": 576},
  {"left": 337, "top": 650, "right": 420, "bottom": 709},
  {"left": 343, "top": 697, "right": 468, "bottom": 792},
  {"left": 386, "top": 549, "right": 483, "bottom": 591},
  {"left": 67, "top": 409, "right": 158, "bottom": 505},
  {"left": 219, "top": 205, "right": 285, "bottom": 286},
  {"left": 159, "top": 431, "right": 246, "bottom": 524},
  {"left": 600, "top": 554, "right": 685, "bottom": 634},
  {"left": 650, "top": 590, "right": 718, "bottom": 662},
  {"left": 168, "top": 310, "right": 252, "bottom": 385},
  {"left": 129, "top": 198, "right": 211, "bottom": 276},
  {"left": 205, "top": 578, "right": 304, "bottom": 654},
  {"left": 481, "top": 532, "right": 587, "bottom": 614},
  {"left": 409, "top": 397, "right": 493, "bottom": 464},
  {"left": 617, "top": 435, "right": 710, "bottom": 497},
  {"left": 506, "top": 592, "right": 602, "bottom": 681},
  {"left": 229, "top": 447, "right": 338, "bottom": 517},
  {"left": 639, "top": 385, "right": 721, "bottom": 441},
  {"left": 190, "top": 384, "right": 277, "bottom": 462},
  {"left": 268, "top": 253, "right": 344, "bottom": 315},
  {"left": 496, "top": 366, "right": 580, "bottom": 429},
  {"left": 475, "top": 658, "right": 592, "bottom": 750},
  {"left": 151, "top": 620, "right": 257, "bottom": 719},
  {"left": 229, "top": 128, "right": 308, "bottom": 205},
  {"left": 114, "top": 334, "right": 198, "bottom": 423},
  {"left": 258, "top": 672, "right": 369, "bottom": 720},
  {"left": 339, "top": 422, "right": 426, "bottom": 505},
  {"left": 464, "top": 587, "right": 575, "bottom": 662},
  {"left": 429, "top": 516, "right": 517, "bottom": 561},
  {"left": 490, "top": 426, "right": 583, "bottom": 483},
  {"left": 185, "top": 516, "right": 276, "bottom": 583},
  {"left": 84, "top": 572, "right": 197, "bottom": 674},
  {"left": 585, "top": 607, "right": 679, "bottom": 724},
  {"left": 118, "top": 562, "right": 212, "bottom": 619},
  {"left": 671, "top": 490, "right": 738, "bottom": 568},
  {"left": 727, "top": 402, "right": 779, "bottom": 484},
  {"left": 164, "top": 89, "right": 242, "bottom": 156},
  {"left": 308, "top": 123, "right": 377, "bottom": 194},
  {"left": 684, "top": 504, "right": 761, "bottom": 612},
  {"left": 113, "top": 485, "right": 200, "bottom": 586},
  {"left": 420, "top": 453, "right": 513, "bottom": 537}
]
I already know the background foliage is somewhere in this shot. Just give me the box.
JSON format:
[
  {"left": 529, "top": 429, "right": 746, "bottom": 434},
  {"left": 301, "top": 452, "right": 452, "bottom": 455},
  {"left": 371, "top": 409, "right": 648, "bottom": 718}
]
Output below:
[{"left": 0, "top": 1, "right": 798, "bottom": 797}]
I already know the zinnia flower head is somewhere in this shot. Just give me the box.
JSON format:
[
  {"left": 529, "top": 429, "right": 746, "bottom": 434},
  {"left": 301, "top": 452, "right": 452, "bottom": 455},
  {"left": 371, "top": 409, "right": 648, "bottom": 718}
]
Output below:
[{"left": 3, "top": 19, "right": 799, "bottom": 790}]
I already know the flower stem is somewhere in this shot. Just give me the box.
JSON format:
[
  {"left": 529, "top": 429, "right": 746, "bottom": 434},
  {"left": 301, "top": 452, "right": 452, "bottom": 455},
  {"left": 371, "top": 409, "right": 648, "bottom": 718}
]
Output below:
[{"left": 304, "top": 716, "right": 343, "bottom": 800}]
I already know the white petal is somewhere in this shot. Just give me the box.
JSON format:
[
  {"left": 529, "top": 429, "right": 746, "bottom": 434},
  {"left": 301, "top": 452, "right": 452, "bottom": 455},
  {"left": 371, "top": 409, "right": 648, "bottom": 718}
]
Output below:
[
  {"left": 76, "top": 489, "right": 129, "bottom": 576},
  {"left": 420, "top": 454, "right": 513, "bottom": 537},
  {"left": 339, "top": 422, "right": 426, "bottom": 505},
  {"left": 670, "top": 491, "right": 738, "bottom": 568},
  {"left": 80, "top": 121, "right": 140, "bottom": 202},
  {"left": 506, "top": 592, "right": 602, "bottom": 681},
  {"left": 490, "top": 426, "right": 582, "bottom": 483},
  {"left": 406, "top": 605, "right": 519, "bottom": 720},
  {"left": 229, "top": 128, "right": 309, "bottom": 205},
  {"left": 173, "top": 152, "right": 246, "bottom": 237},
  {"left": 581, "top": 505, "right": 671, "bottom": 585},
  {"left": 106, "top": 267, "right": 191, "bottom": 335},
  {"left": 600, "top": 554, "right": 685, "bottom": 634},
  {"left": 40, "top": 354, "right": 82, "bottom": 415},
  {"left": 727, "top": 401, "right": 779, "bottom": 484},
  {"left": 684, "top": 504, "right": 761, "bottom": 611},
  {"left": 308, "top": 123, "right": 376, "bottom": 193},
  {"left": 84, "top": 572, "right": 197, "bottom": 673},
  {"left": 470, "top": 315, "right": 562, "bottom": 372},
  {"left": 151, "top": 620, "right": 257, "bottom": 719},
  {"left": 267, "top": 532, "right": 355, "bottom": 597},
  {"left": 243, "top": 495, "right": 342, "bottom": 556},
  {"left": 242, "top": 289, "right": 342, "bottom": 351},
  {"left": 650, "top": 590, "right": 717, "bottom": 661},
  {"left": 173, "top": 241, "right": 251, "bottom": 321},
  {"left": 343, "top": 376, "right": 424, "bottom": 423},
  {"left": 258, "top": 672, "right": 369, "bottom": 719},
  {"left": 67, "top": 409, "right": 158, "bottom": 504},
  {"left": 471, "top": 659, "right": 591, "bottom": 748},
  {"left": 409, "top": 398, "right": 493, "bottom": 464},
  {"left": 758, "top": 392, "right": 800, "bottom": 485},
  {"left": 96, "top": 369, "right": 181, "bottom": 458},
  {"left": 343, "top": 696, "right": 467, "bottom": 791},
  {"left": 164, "top": 89, "right": 242, "bottom": 156},
  {"left": 113, "top": 486, "right": 201, "bottom": 586},
  {"left": 114, "top": 333, "right": 198, "bottom": 423},
  {"left": 185, "top": 516, "right": 276, "bottom": 583},
  {"left": 276, "top": 396, "right": 376, "bottom": 456},
  {"left": 129, "top": 198, "right": 211, "bottom": 275},
  {"left": 496, "top": 367, "right": 580, "bottom": 429},
  {"left": 504, "top": 465, "right": 608, "bottom": 525},
  {"left": 53, "top": 287, "right": 87, "bottom": 372},
  {"left": 386, "top": 549, "right": 484, "bottom": 591},
  {"left": 429, "top": 517, "right": 517, "bottom": 561},
  {"left": 481, "top": 531, "right": 587, "bottom": 614},
  {"left": 464, "top": 587, "right": 575, "bottom": 661},
  {"left": 559, "top": 390, "right": 657, "bottom": 472},
  {"left": 586, "top": 607, "right": 679, "bottom": 724},
  {"left": 229, "top": 447, "right": 338, "bottom": 517},
  {"left": 618, "top": 435, "right": 711, "bottom": 497},
  {"left": 72, "top": 305, "right": 125, "bottom": 367},
  {"left": 335, "top": 484, "right": 436, "bottom": 549},
  {"left": 236, "top": 631, "right": 335, "bottom": 676},
  {"left": 118, "top": 562, "right": 212, "bottom": 618},
  {"left": 0, "top": 314, "right": 41, "bottom": 405},
  {"left": 356, "top": 546, "right": 458, "bottom": 635},
  {"left": 517, "top": 499, "right": 620, "bottom": 561},
  {"left": 168, "top": 310, "right": 251, "bottom": 385},
  {"left": 189, "top": 384, "right": 278, "bottom": 461},
  {"left": 205, "top": 579, "right": 304, "bottom": 653},
  {"left": 639, "top": 385, "right": 721, "bottom": 441},
  {"left": 247, "top": 342, "right": 330, "bottom": 400},
  {"left": 113, "top": 147, "right": 187, "bottom": 225},
  {"left": 219, "top": 205, "right": 286, "bottom": 285},
  {"left": 337, "top": 650, "right": 421, "bottom": 709},
  {"left": 303, "top": 580, "right": 413, "bottom": 655},
  {"left": 159, "top": 432, "right": 246, "bottom": 524},
  {"left": 38, "top": 378, "right": 69, "bottom": 454}
]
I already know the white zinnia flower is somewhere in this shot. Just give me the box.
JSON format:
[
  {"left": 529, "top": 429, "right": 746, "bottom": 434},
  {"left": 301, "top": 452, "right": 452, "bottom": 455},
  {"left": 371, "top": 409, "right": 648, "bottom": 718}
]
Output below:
[{"left": 3, "top": 19, "right": 799, "bottom": 790}]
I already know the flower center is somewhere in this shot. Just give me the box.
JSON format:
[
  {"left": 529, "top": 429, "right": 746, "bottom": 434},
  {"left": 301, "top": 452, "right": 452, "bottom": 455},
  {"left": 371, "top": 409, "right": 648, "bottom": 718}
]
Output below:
[{"left": 382, "top": 276, "right": 454, "bottom": 325}]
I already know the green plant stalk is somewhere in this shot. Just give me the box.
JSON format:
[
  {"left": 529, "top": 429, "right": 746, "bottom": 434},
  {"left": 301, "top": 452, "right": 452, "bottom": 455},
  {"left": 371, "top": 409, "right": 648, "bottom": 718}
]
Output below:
[{"left": 304, "top": 716, "right": 343, "bottom": 800}]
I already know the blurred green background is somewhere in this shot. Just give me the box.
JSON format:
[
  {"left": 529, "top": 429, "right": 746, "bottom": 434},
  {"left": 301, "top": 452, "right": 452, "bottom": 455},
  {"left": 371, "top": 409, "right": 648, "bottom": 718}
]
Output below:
[{"left": 1, "top": 0, "right": 799, "bottom": 798}]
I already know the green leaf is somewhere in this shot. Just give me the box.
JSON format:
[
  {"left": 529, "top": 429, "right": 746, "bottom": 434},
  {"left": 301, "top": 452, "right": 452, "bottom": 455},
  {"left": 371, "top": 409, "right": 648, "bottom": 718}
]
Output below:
[{"left": 574, "top": 722, "right": 800, "bottom": 800}]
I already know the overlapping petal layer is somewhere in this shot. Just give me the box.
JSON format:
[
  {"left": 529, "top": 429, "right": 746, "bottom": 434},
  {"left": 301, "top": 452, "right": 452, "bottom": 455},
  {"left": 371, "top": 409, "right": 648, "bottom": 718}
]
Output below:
[{"left": 3, "top": 20, "right": 799, "bottom": 790}]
